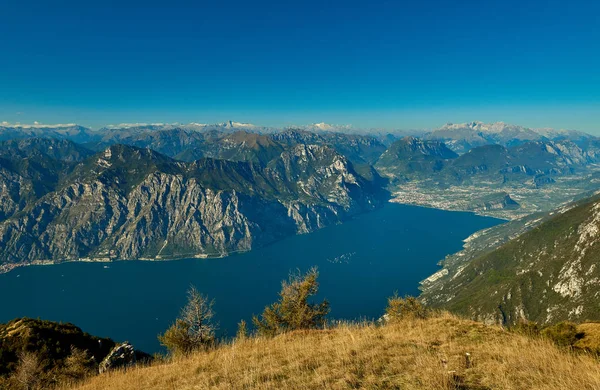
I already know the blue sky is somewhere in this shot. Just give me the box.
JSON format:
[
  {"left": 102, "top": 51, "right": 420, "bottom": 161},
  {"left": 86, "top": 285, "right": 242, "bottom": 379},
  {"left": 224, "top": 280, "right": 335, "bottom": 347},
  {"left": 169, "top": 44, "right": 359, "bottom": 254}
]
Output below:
[{"left": 1, "top": 0, "right": 598, "bottom": 132}]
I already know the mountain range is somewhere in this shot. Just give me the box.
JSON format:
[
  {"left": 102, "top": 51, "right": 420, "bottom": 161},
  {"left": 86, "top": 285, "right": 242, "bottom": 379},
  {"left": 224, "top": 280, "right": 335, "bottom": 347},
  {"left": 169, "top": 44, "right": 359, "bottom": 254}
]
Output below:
[
  {"left": 426, "top": 121, "right": 595, "bottom": 154},
  {"left": 1, "top": 119, "right": 599, "bottom": 272},
  {"left": 377, "top": 132, "right": 600, "bottom": 218},
  {"left": 376, "top": 136, "right": 600, "bottom": 184}
]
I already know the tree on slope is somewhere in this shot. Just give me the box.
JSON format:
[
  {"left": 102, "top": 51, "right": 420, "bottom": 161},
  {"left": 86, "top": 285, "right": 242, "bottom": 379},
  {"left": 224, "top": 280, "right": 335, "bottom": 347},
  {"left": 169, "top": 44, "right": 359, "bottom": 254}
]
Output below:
[
  {"left": 253, "top": 267, "right": 330, "bottom": 337},
  {"left": 159, "top": 286, "right": 217, "bottom": 354}
]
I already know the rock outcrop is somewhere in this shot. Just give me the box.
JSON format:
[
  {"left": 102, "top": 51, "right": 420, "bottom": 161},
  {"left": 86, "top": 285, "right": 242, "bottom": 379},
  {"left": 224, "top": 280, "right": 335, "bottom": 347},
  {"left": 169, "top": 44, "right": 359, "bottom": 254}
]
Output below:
[{"left": 99, "top": 342, "right": 137, "bottom": 374}]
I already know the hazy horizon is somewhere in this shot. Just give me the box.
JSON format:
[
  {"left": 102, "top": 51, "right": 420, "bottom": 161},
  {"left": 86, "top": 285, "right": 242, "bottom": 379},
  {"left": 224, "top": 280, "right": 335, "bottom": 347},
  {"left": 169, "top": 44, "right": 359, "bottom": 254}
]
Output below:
[{"left": 1, "top": 110, "right": 598, "bottom": 135}]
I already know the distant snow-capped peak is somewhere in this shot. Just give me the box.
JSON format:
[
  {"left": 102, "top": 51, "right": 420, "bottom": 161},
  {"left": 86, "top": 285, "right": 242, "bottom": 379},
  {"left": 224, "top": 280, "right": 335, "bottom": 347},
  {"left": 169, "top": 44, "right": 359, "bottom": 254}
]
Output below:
[
  {"left": 104, "top": 123, "right": 175, "bottom": 129},
  {"left": 102, "top": 121, "right": 258, "bottom": 131},
  {"left": 220, "top": 120, "right": 256, "bottom": 128},
  {"left": 312, "top": 122, "right": 335, "bottom": 130},
  {"left": 439, "top": 121, "right": 521, "bottom": 133},
  {"left": 308, "top": 122, "right": 352, "bottom": 131},
  {"left": 0, "top": 121, "right": 80, "bottom": 129},
  {"left": 438, "top": 121, "right": 591, "bottom": 138}
]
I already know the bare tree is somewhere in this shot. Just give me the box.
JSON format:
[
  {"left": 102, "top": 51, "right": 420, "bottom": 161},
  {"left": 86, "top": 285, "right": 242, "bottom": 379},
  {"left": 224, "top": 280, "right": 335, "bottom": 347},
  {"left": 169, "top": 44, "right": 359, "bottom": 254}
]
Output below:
[
  {"left": 181, "top": 286, "right": 216, "bottom": 347},
  {"left": 12, "top": 351, "right": 42, "bottom": 390}
]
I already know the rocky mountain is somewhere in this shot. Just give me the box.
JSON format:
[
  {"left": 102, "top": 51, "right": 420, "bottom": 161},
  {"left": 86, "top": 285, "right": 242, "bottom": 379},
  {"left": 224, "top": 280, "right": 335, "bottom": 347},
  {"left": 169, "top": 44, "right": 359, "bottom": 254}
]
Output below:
[
  {"left": 89, "top": 128, "right": 284, "bottom": 165},
  {"left": 296, "top": 122, "right": 425, "bottom": 142},
  {"left": 0, "top": 143, "right": 385, "bottom": 271},
  {"left": 0, "top": 121, "right": 271, "bottom": 147},
  {"left": 101, "top": 120, "right": 265, "bottom": 132},
  {"left": 379, "top": 136, "right": 600, "bottom": 218},
  {"left": 0, "top": 137, "right": 94, "bottom": 162},
  {"left": 271, "top": 129, "right": 387, "bottom": 166},
  {"left": 420, "top": 192, "right": 600, "bottom": 326},
  {"left": 375, "top": 137, "right": 458, "bottom": 179},
  {"left": 0, "top": 139, "right": 94, "bottom": 220},
  {"left": 2, "top": 120, "right": 598, "bottom": 222},
  {"left": 377, "top": 137, "right": 596, "bottom": 185},
  {"left": 447, "top": 140, "right": 597, "bottom": 185},
  {"left": 83, "top": 127, "right": 388, "bottom": 168},
  {"left": 426, "top": 121, "right": 595, "bottom": 154}
]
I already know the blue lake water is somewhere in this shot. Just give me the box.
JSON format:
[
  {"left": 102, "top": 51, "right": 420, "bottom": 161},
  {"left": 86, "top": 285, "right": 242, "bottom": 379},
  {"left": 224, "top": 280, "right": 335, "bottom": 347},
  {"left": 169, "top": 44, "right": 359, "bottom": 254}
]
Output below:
[{"left": 0, "top": 204, "right": 501, "bottom": 353}]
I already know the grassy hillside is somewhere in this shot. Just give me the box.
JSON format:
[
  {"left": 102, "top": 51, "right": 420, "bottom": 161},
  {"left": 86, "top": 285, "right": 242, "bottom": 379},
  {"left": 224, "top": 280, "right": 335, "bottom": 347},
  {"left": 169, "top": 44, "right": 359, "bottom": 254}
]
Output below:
[
  {"left": 72, "top": 313, "right": 600, "bottom": 390},
  {"left": 421, "top": 193, "right": 600, "bottom": 326}
]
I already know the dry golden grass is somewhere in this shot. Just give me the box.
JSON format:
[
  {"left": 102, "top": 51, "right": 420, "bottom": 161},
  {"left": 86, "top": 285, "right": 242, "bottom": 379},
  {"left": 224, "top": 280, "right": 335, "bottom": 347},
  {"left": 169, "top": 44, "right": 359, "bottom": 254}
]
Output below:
[
  {"left": 73, "top": 313, "right": 600, "bottom": 390},
  {"left": 576, "top": 323, "right": 600, "bottom": 353}
]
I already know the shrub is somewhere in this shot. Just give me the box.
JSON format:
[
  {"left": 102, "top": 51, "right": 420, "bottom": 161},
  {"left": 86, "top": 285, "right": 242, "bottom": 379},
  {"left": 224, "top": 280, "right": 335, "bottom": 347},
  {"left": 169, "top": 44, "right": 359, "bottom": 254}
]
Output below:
[
  {"left": 385, "top": 294, "right": 429, "bottom": 321},
  {"left": 60, "top": 346, "right": 96, "bottom": 381},
  {"left": 159, "top": 286, "right": 217, "bottom": 354},
  {"left": 511, "top": 320, "right": 541, "bottom": 337},
  {"left": 159, "top": 320, "right": 192, "bottom": 355},
  {"left": 541, "top": 321, "right": 583, "bottom": 348},
  {"left": 253, "top": 267, "right": 330, "bottom": 337}
]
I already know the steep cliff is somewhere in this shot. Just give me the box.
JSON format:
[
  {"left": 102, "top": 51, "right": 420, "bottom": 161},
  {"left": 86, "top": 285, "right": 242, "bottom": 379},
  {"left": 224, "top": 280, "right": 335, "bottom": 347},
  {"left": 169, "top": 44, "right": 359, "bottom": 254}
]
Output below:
[{"left": 0, "top": 144, "right": 385, "bottom": 270}]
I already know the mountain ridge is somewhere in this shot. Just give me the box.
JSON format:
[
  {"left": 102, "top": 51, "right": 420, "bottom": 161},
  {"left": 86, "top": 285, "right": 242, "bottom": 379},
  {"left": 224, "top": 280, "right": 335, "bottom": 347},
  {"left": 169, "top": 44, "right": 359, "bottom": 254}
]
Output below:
[
  {"left": 0, "top": 143, "right": 386, "bottom": 273},
  {"left": 426, "top": 121, "right": 595, "bottom": 154},
  {"left": 420, "top": 192, "right": 600, "bottom": 326}
]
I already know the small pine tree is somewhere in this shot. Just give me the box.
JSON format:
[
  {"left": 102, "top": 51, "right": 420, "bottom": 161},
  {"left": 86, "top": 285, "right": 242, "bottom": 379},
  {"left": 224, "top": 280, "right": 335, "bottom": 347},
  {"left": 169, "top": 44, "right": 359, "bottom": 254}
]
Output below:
[
  {"left": 159, "top": 286, "right": 217, "bottom": 354},
  {"left": 61, "top": 346, "right": 96, "bottom": 381},
  {"left": 158, "top": 320, "right": 191, "bottom": 354},
  {"left": 385, "top": 294, "right": 429, "bottom": 321},
  {"left": 253, "top": 267, "right": 330, "bottom": 337},
  {"left": 236, "top": 320, "right": 248, "bottom": 341}
]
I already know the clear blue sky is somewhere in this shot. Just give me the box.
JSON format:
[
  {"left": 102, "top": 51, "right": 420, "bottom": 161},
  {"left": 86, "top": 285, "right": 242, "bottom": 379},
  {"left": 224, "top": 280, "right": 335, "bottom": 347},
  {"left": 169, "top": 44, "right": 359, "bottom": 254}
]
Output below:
[{"left": 1, "top": 0, "right": 598, "bottom": 132}]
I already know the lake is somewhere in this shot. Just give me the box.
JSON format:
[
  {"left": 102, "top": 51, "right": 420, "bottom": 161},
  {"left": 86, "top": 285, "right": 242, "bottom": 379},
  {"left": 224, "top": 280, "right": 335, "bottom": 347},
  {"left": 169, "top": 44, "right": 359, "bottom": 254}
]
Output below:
[{"left": 0, "top": 204, "right": 501, "bottom": 353}]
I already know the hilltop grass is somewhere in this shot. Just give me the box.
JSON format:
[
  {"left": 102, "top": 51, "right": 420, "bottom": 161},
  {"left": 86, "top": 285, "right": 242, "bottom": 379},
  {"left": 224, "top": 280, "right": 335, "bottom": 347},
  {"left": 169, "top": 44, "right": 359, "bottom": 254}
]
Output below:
[{"left": 71, "top": 312, "right": 600, "bottom": 390}]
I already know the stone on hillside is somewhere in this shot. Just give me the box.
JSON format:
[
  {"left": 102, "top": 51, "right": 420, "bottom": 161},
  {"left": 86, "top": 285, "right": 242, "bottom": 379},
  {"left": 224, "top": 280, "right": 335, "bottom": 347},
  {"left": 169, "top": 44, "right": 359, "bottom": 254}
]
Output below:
[{"left": 98, "top": 342, "right": 137, "bottom": 374}]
